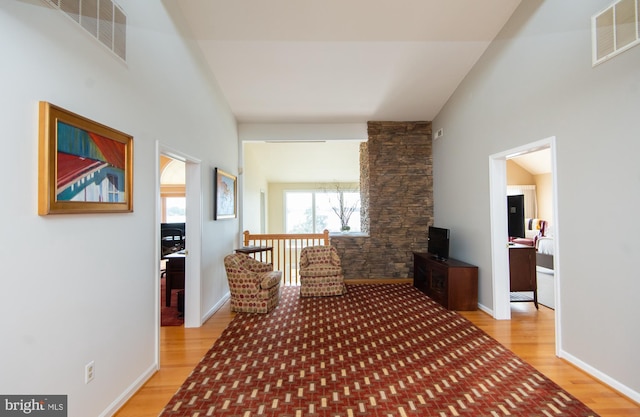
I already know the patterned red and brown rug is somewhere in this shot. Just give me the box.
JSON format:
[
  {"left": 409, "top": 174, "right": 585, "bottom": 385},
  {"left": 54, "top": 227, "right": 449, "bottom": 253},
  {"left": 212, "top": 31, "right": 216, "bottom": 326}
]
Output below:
[{"left": 159, "top": 284, "right": 598, "bottom": 416}]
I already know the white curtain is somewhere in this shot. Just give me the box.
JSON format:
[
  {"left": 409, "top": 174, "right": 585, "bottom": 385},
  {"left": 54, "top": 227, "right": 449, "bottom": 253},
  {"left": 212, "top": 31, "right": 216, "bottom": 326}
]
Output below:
[{"left": 507, "top": 185, "right": 537, "bottom": 219}]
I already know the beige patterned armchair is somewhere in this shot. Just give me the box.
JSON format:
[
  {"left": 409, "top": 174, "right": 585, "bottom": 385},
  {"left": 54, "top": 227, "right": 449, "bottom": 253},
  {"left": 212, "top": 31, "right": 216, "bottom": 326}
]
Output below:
[
  {"left": 299, "top": 246, "right": 346, "bottom": 297},
  {"left": 224, "top": 253, "right": 281, "bottom": 313}
]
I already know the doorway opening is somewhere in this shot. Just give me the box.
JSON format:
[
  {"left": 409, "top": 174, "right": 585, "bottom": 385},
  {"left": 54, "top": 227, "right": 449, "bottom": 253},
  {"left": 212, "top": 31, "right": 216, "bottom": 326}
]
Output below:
[
  {"left": 489, "top": 136, "right": 561, "bottom": 355},
  {"left": 160, "top": 156, "right": 186, "bottom": 327},
  {"left": 156, "top": 143, "right": 203, "bottom": 364}
]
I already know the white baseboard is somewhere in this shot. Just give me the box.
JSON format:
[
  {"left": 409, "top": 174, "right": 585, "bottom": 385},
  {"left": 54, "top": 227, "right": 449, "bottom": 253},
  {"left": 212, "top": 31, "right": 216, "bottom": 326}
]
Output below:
[
  {"left": 472, "top": 302, "right": 639, "bottom": 404},
  {"left": 560, "top": 349, "right": 640, "bottom": 404},
  {"left": 104, "top": 293, "right": 231, "bottom": 416},
  {"left": 477, "top": 303, "right": 493, "bottom": 316},
  {"left": 201, "top": 292, "right": 230, "bottom": 324},
  {"left": 102, "top": 363, "right": 158, "bottom": 417}
]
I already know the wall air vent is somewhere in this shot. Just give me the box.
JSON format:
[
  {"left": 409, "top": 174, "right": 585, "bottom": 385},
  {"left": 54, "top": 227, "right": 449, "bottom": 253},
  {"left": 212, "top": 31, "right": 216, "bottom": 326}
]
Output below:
[
  {"left": 42, "top": 0, "right": 126, "bottom": 62},
  {"left": 592, "top": 0, "right": 639, "bottom": 66}
]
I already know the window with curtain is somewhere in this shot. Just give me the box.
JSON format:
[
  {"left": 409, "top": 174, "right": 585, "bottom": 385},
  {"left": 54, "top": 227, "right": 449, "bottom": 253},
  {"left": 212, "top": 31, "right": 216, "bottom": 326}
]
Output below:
[{"left": 507, "top": 185, "right": 537, "bottom": 219}]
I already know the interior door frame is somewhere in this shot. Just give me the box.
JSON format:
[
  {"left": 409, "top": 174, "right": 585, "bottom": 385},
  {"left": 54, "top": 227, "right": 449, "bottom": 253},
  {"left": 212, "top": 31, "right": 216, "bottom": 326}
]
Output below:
[
  {"left": 488, "top": 136, "right": 561, "bottom": 355},
  {"left": 156, "top": 142, "right": 203, "bottom": 362}
]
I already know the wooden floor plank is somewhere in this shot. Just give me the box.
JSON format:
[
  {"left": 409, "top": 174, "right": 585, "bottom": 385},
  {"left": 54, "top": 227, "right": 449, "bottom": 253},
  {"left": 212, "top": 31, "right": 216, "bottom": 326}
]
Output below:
[
  {"left": 459, "top": 303, "right": 640, "bottom": 417},
  {"left": 115, "top": 289, "right": 640, "bottom": 417}
]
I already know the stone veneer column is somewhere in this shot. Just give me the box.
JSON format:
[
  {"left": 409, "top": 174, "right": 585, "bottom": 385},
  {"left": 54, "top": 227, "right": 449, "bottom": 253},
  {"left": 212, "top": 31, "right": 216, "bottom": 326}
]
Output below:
[
  {"left": 332, "top": 121, "right": 433, "bottom": 279},
  {"left": 359, "top": 141, "right": 370, "bottom": 234}
]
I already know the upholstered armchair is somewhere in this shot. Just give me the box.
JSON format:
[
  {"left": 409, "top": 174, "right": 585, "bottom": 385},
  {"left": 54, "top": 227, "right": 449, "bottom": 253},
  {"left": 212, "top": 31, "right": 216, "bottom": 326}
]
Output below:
[
  {"left": 299, "top": 245, "right": 346, "bottom": 297},
  {"left": 224, "top": 253, "right": 281, "bottom": 313}
]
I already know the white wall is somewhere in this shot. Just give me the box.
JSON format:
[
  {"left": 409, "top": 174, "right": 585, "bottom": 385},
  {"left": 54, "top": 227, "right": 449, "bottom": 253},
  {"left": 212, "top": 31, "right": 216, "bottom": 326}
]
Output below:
[
  {"left": 433, "top": 0, "right": 639, "bottom": 401},
  {"left": 0, "top": 2, "right": 238, "bottom": 416},
  {"left": 239, "top": 123, "right": 366, "bottom": 142},
  {"left": 241, "top": 144, "right": 269, "bottom": 233},
  {"left": 239, "top": 123, "right": 366, "bottom": 233}
]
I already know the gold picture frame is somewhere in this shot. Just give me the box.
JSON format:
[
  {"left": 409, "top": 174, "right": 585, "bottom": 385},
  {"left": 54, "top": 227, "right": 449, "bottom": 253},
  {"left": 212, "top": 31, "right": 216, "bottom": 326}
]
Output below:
[
  {"left": 214, "top": 168, "right": 237, "bottom": 220},
  {"left": 38, "top": 102, "right": 133, "bottom": 215}
]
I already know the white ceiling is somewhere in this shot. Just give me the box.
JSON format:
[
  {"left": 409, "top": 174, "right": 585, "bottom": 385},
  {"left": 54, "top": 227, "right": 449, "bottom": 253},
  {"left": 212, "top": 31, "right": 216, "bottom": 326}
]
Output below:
[
  {"left": 161, "top": 159, "right": 186, "bottom": 184},
  {"left": 172, "top": 0, "right": 522, "bottom": 124},
  {"left": 510, "top": 148, "right": 552, "bottom": 175}
]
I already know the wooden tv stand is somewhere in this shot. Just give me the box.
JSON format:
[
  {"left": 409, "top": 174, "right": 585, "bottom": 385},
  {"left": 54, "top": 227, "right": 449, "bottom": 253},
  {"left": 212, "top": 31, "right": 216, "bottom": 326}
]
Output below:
[{"left": 413, "top": 252, "right": 478, "bottom": 311}]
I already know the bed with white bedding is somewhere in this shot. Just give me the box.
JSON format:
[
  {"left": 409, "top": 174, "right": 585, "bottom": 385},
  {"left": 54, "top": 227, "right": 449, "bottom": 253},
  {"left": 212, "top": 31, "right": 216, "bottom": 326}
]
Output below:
[{"left": 536, "top": 236, "right": 555, "bottom": 309}]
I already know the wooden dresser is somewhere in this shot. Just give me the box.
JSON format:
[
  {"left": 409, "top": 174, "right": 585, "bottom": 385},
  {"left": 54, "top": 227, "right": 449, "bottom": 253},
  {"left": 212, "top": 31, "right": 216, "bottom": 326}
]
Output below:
[{"left": 509, "top": 244, "right": 538, "bottom": 308}]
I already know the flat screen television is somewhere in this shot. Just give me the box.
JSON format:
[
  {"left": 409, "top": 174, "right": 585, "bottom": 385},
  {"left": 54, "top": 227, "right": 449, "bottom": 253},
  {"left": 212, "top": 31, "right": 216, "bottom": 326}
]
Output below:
[
  {"left": 428, "top": 226, "right": 450, "bottom": 261},
  {"left": 507, "top": 195, "right": 525, "bottom": 238}
]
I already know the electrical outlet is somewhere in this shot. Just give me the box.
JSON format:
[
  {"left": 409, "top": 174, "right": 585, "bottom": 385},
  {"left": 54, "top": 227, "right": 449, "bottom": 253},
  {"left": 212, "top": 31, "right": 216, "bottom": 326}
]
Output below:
[{"left": 85, "top": 361, "right": 95, "bottom": 384}]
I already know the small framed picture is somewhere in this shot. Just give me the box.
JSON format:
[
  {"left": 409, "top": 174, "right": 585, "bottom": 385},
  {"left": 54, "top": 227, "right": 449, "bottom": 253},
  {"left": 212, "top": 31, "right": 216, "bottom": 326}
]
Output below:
[
  {"left": 38, "top": 102, "right": 133, "bottom": 215},
  {"left": 214, "top": 168, "right": 237, "bottom": 220}
]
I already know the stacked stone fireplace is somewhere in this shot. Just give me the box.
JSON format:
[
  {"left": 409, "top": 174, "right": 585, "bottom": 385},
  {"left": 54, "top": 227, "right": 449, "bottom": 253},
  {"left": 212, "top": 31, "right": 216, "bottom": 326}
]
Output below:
[{"left": 331, "top": 121, "right": 433, "bottom": 279}]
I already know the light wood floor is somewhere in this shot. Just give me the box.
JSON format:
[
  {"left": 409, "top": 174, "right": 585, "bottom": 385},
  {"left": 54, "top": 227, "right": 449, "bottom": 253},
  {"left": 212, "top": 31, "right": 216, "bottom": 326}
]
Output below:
[
  {"left": 115, "top": 292, "right": 640, "bottom": 417},
  {"left": 460, "top": 303, "right": 640, "bottom": 417}
]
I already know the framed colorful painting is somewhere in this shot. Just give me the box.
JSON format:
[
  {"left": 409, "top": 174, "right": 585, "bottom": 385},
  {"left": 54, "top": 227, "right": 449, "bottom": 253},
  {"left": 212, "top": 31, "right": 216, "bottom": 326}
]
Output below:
[
  {"left": 214, "top": 168, "right": 237, "bottom": 220},
  {"left": 38, "top": 102, "right": 133, "bottom": 215}
]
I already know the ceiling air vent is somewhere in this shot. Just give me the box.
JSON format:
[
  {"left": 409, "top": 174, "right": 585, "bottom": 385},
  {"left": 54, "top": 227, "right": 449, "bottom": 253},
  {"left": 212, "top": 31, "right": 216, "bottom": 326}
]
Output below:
[
  {"left": 592, "top": 0, "right": 640, "bottom": 66},
  {"left": 42, "top": 0, "right": 126, "bottom": 62}
]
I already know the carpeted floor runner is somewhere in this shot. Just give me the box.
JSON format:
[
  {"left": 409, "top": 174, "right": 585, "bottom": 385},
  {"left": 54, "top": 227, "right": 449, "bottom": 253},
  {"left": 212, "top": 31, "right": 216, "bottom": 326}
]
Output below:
[{"left": 159, "top": 284, "right": 598, "bottom": 416}]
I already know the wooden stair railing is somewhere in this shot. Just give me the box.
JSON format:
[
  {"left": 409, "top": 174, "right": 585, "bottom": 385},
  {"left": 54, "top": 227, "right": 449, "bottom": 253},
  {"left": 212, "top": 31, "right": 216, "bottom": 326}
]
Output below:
[{"left": 242, "top": 230, "right": 330, "bottom": 285}]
